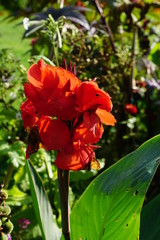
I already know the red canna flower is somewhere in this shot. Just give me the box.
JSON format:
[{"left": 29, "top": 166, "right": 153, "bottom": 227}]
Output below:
[
  {"left": 21, "top": 59, "right": 116, "bottom": 171},
  {"left": 30, "top": 38, "right": 38, "bottom": 46},
  {"left": 55, "top": 141, "right": 95, "bottom": 171},
  {"left": 24, "top": 59, "right": 80, "bottom": 120},
  {"left": 124, "top": 104, "right": 138, "bottom": 115}
]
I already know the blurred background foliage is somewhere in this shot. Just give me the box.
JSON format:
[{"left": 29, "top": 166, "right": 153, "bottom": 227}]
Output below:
[{"left": 0, "top": 0, "right": 160, "bottom": 239}]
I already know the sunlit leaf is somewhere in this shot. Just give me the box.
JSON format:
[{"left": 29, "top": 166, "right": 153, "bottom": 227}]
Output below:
[
  {"left": 26, "top": 159, "right": 61, "bottom": 240},
  {"left": 71, "top": 135, "right": 160, "bottom": 240}
]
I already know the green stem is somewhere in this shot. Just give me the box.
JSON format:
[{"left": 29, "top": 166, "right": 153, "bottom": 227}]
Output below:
[
  {"left": 53, "top": 43, "right": 59, "bottom": 66},
  {"left": 57, "top": 168, "right": 70, "bottom": 240}
]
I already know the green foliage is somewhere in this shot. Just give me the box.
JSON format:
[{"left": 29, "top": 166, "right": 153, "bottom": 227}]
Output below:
[
  {"left": 71, "top": 135, "right": 160, "bottom": 239},
  {"left": 26, "top": 159, "right": 61, "bottom": 240},
  {"left": 140, "top": 194, "right": 160, "bottom": 240},
  {"left": 0, "top": 1, "right": 160, "bottom": 239}
]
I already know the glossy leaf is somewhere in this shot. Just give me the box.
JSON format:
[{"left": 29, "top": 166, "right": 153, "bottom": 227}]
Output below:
[
  {"left": 26, "top": 159, "right": 61, "bottom": 240},
  {"left": 140, "top": 194, "right": 160, "bottom": 240},
  {"left": 70, "top": 135, "right": 160, "bottom": 240}
]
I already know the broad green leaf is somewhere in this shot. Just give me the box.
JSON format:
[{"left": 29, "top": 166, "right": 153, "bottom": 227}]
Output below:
[
  {"left": 140, "top": 194, "right": 160, "bottom": 240},
  {"left": 26, "top": 159, "right": 61, "bottom": 240},
  {"left": 70, "top": 135, "right": 160, "bottom": 240}
]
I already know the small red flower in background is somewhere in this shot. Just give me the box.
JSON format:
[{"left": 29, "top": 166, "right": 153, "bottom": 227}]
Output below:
[
  {"left": 21, "top": 59, "right": 116, "bottom": 171},
  {"left": 76, "top": 1, "right": 85, "bottom": 7},
  {"left": 30, "top": 38, "right": 38, "bottom": 46},
  {"left": 124, "top": 104, "right": 138, "bottom": 115}
]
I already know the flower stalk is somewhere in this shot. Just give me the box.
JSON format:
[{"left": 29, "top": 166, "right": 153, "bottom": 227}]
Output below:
[{"left": 57, "top": 168, "right": 70, "bottom": 240}]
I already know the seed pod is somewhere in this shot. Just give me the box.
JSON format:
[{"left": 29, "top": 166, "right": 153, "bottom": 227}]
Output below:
[
  {"left": 0, "top": 191, "right": 8, "bottom": 204},
  {"left": 0, "top": 206, "right": 11, "bottom": 216},
  {"left": 2, "top": 221, "right": 14, "bottom": 234},
  {"left": 1, "top": 218, "right": 7, "bottom": 224},
  {"left": 0, "top": 233, "right": 8, "bottom": 240}
]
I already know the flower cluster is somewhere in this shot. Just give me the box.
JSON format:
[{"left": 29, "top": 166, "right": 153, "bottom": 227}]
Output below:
[
  {"left": 124, "top": 103, "right": 138, "bottom": 115},
  {"left": 21, "top": 59, "right": 116, "bottom": 171},
  {"left": 18, "top": 218, "right": 31, "bottom": 229}
]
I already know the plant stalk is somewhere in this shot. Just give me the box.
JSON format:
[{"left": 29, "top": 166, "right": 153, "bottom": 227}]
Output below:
[
  {"left": 92, "top": 0, "right": 116, "bottom": 53},
  {"left": 57, "top": 168, "right": 70, "bottom": 240},
  {"left": 130, "top": 26, "right": 137, "bottom": 101}
]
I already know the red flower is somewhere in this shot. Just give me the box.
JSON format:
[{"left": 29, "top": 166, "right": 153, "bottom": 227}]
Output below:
[
  {"left": 24, "top": 59, "right": 80, "bottom": 120},
  {"left": 30, "top": 38, "right": 38, "bottom": 46},
  {"left": 55, "top": 141, "right": 95, "bottom": 171},
  {"left": 21, "top": 59, "right": 116, "bottom": 171},
  {"left": 37, "top": 116, "right": 71, "bottom": 150},
  {"left": 20, "top": 99, "right": 39, "bottom": 130},
  {"left": 124, "top": 104, "right": 138, "bottom": 115}
]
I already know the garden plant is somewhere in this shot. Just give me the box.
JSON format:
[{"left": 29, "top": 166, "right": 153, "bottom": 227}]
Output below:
[{"left": 0, "top": 0, "right": 160, "bottom": 239}]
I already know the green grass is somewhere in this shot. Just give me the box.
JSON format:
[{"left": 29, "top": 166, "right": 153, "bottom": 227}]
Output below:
[{"left": 0, "top": 12, "right": 31, "bottom": 67}]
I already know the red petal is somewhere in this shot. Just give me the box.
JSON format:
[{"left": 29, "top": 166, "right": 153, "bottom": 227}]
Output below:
[
  {"left": 55, "top": 141, "right": 95, "bottom": 171},
  {"left": 37, "top": 116, "right": 71, "bottom": 150},
  {"left": 95, "top": 108, "right": 116, "bottom": 126},
  {"left": 20, "top": 99, "right": 38, "bottom": 129},
  {"left": 56, "top": 67, "right": 80, "bottom": 91},
  {"left": 27, "top": 59, "right": 46, "bottom": 88},
  {"left": 24, "top": 83, "right": 39, "bottom": 101},
  {"left": 73, "top": 112, "right": 104, "bottom": 144},
  {"left": 75, "top": 81, "right": 112, "bottom": 112}
]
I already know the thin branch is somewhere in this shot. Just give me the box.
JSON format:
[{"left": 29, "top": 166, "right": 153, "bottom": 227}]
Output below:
[{"left": 92, "top": 0, "right": 116, "bottom": 53}]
